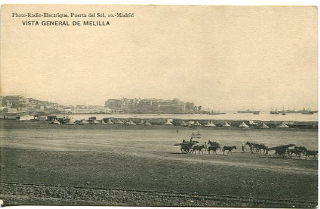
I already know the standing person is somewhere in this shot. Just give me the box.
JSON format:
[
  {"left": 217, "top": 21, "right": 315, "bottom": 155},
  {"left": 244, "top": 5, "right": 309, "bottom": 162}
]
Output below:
[{"left": 242, "top": 143, "right": 245, "bottom": 152}]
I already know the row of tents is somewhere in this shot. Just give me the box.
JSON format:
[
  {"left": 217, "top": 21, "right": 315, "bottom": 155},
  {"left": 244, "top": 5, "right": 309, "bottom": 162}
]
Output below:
[
  {"left": 17, "top": 114, "right": 293, "bottom": 128},
  {"left": 45, "top": 117, "right": 291, "bottom": 129}
]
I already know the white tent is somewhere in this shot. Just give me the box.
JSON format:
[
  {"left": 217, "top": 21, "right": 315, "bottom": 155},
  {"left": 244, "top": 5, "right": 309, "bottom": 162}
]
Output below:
[
  {"left": 205, "top": 121, "right": 216, "bottom": 127},
  {"left": 194, "top": 121, "right": 202, "bottom": 126},
  {"left": 126, "top": 120, "right": 136, "bottom": 125},
  {"left": 65, "top": 119, "right": 76, "bottom": 125},
  {"left": 187, "top": 121, "right": 194, "bottom": 126},
  {"left": 138, "top": 120, "right": 145, "bottom": 125},
  {"left": 222, "top": 121, "right": 231, "bottom": 127},
  {"left": 115, "top": 119, "right": 124, "bottom": 124},
  {"left": 164, "top": 119, "right": 173, "bottom": 125},
  {"left": 191, "top": 131, "right": 201, "bottom": 138},
  {"left": 51, "top": 119, "right": 61, "bottom": 124},
  {"left": 79, "top": 119, "right": 89, "bottom": 124},
  {"left": 19, "top": 115, "right": 34, "bottom": 121},
  {"left": 106, "top": 119, "right": 114, "bottom": 124},
  {"left": 101, "top": 120, "right": 107, "bottom": 124},
  {"left": 144, "top": 121, "right": 152, "bottom": 126},
  {"left": 180, "top": 120, "right": 187, "bottom": 126},
  {"left": 277, "top": 122, "right": 289, "bottom": 128},
  {"left": 239, "top": 122, "right": 249, "bottom": 128},
  {"left": 260, "top": 123, "right": 270, "bottom": 129},
  {"left": 91, "top": 120, "right": 100, "bottom": 124},
  {"left": 248, "top": 120, "right": 258, "bottom": 125}
]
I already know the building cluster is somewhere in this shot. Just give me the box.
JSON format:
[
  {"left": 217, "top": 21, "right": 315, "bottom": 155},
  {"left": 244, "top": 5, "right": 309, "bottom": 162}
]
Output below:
[
  {"left": 0, "top": 95, "right": 107, "bottom": 115},
  {"left": 105, "top": 98, "right": 199, "bottom": 114},
  {"left": 0, "top": 96, "right": 204, "bottom": 116}
]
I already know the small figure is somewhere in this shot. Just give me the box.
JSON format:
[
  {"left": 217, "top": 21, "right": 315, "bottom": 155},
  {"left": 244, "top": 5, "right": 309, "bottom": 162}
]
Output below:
[{"left": 242, "top": 143, "right": 245, "bottom": 152}]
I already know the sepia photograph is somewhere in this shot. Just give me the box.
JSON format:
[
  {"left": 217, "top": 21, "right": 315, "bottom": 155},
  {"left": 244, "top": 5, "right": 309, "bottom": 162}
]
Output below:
[{"left": 0, "top": 4, "right": 318, "bottom": 207}]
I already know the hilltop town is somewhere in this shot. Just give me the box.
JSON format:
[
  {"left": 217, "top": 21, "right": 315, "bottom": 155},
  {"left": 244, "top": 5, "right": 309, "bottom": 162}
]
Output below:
[{"left": 0, "top": 95, "right": 205, "bottom": 116}]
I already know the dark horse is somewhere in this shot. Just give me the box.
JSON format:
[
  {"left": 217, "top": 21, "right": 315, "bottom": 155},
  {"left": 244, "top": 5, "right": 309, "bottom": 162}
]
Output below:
[
  {"left": 288, "top": 146, "right": 307, "bottom": 158},
  {"left": 222, "top": 146, "right": 237, "bottom": 155},
  {"left": 306, "top": 150, "right": 318, "bottom": 159},
  {"left": 207, "top": 140, "right": 220, "bottom": 155},
  {"left": 246, "top": 141, "right": 268, "bottom": 154},
  {"left": 246, "top": 142, "right": 256, "bottom": 153},
  {"left": 207, "top": 145, "right": 220, "bottom": 155},
  {"left": 192, "top": 145, "right": 206, "bottom": 154},
  {"left": 179, "top": 140, "right": 198, "bottom": 153}
]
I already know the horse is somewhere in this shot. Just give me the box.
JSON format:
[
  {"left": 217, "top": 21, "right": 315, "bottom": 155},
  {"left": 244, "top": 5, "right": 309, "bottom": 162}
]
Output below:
[
  {"left": 288, "top": 146, "right": 307, "bottom": 158},
  {"left": 207, "top": 144, "right": 220, "bottom": 155},
  {"left": 222, "top": 146, "right": 237, "bottom": 155},
  {"left": 306, "top": 150, "right": 318, "bottom": 159},
  {"left": 246, "top": 142, "right": 257, "bottom": 153},
  {"left": 208, "top": 140, "right": 220, "bottom": 147},
  {"left": 256, "top": 143, "right": 268, "bottom": 154},
  {"left": 192, "top": 145, "right": 206, "bottom": 154},
  {"left": 180, "top": 144, "right": 192, "bottom": 153},
  {"left": 178, "top": 140, "right": 198, "bottom": 153}
]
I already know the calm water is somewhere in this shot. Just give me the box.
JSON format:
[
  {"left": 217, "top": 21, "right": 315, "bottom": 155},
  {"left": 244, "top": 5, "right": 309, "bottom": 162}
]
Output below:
[
  {"left": 66, "top": 112, "right": 318, "bottom": 122},
  {"left": 0, "top": 128, "right": 317, "bottom": 152}
]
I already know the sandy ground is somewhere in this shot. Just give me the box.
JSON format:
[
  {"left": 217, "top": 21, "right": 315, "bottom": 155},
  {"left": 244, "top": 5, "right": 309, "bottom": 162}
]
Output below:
[
  {"left": 0, "top": 147, "right": 317, "bottom": 207},
  {"left": 0, "top": 120, "right": 318, "bottom": 207}
]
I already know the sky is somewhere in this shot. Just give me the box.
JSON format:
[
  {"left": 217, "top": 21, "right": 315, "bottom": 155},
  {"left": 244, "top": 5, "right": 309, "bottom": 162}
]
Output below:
[{"left": 1, "top": 5, "right": 318, "bottom": 111}]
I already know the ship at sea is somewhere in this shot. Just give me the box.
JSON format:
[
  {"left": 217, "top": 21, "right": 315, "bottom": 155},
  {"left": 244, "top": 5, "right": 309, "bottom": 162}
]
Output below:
[
  {"left": 237, "top": 109, "right": 260, "bottom": 115},
  {"left": 208, "top": 111, "right": 227, "bottom": 115},
  {"left": 270, "top": 108, "right": 318, "bottom": 115},
  {"left": 300, "top": 108, "right": 318, "bottom": 115}
]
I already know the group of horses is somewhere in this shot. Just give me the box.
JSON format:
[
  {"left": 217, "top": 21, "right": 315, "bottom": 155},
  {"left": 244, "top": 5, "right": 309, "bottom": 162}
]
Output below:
[
  {"left": 246, "top": 141, "right": 318, "bottom": 159},
  {"left": 179, "top": 139, "right": 237, "bottom": 155},
  {"left": 178, "top": 139, "right": 318, "bottom": 159}
]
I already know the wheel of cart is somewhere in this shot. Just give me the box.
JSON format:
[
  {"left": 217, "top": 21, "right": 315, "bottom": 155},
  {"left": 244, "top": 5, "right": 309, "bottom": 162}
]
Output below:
[
  {"left": 180, "top": 143, "right": 192, "bottom": 153},
  {"left": 174, "top": 141, "right": 198, "bottom": 153}
]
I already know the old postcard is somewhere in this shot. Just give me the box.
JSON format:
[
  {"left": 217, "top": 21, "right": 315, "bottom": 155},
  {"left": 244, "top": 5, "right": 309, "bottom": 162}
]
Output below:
[{"left": 0, "top": 4, "right": 318, "bottom": 207}]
